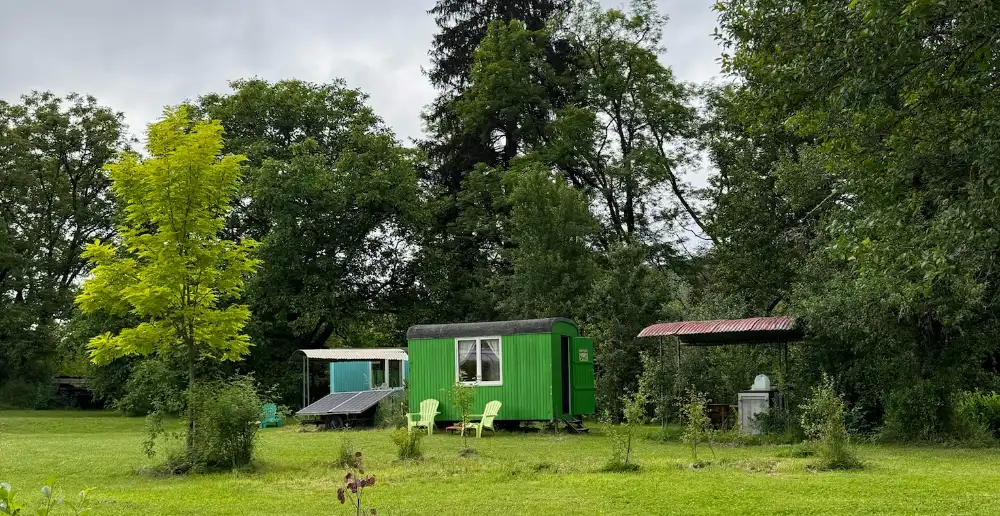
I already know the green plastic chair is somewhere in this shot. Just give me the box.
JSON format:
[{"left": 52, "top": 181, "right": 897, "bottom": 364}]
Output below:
[
  {"left": 406, "top": 399, "right": 440, "bottom": 435},
  {"left": 259, "top": 403, "right": 281, "bottom": 428},
  {"left": 462, "top": 400, "right": 502, "bottom": 438}
]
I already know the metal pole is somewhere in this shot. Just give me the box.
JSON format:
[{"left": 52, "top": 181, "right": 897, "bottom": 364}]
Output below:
[
  {"left": 675, "top": 337, "right": 682, "bottom": 401},
  {"left": 659, "top": 336, "right": 665, "bottom": 429}
]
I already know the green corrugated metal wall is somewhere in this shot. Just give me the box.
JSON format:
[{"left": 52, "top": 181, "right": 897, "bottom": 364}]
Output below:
[{"left": 408, "top": 333, "right": 555, "bottom": 421}]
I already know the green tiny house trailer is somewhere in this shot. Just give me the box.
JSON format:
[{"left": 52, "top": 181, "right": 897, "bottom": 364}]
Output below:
[{"left": 405, "top": 318, "right": 595, "bottom": 423}]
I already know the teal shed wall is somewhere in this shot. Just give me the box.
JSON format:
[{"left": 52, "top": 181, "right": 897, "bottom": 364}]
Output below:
[{"left": 329, "top": 361, "right": 371, "bottom": 393}]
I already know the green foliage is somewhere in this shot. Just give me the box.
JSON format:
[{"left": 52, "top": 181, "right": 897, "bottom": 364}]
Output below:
[
  {"left": 0, "top": 477, "right": 93, "bottom": 516},
  {"left": 0, "top": 379, "right": 57, "bottom": 410},
  {"left": 198, "top": 79, "right": 421, "bottom": 404},
  {"left": 679, "top": 390, "right": 714, "bottom": 462},
  {"left": 374, "top": 392, "right": 408, "bottom": 429},
  {"left": 335, "top": 439, "right": 363, "bottom": 469},
  {"left": 390, "top": 427, "right": 425, "bottom": 460},
  {"left": 638, "top": 345, "right": 677, "bottom": 428},
  {"left": 142, "top": 377, "right": 263, "bottom": 472},
  {"left": 753, "top": 407, "right": 802, "bottom": 439},
  {"left": 0, "top": 92, "right": 127, "bottom": 394},
  {"left": 952, "top": 391, "right": 1000, "bottom": 444},
  {"left": 76, "top": 106, "right": 258, "bottom": 365},
  {"left": 497, "top": 160, "right": 599, "bottom": 319},
  {"left": 458, "top": 20, "right": 553, "bottom": 162},
  {"left": 452, "top": 383, "right": 476, "bottom": 450},
  {"left": 336, "top": 451, "right": 377, "bottom": 516},
  {"left": 113, "top": 359, "right": 185, "bottom": 416},
  {"left": 588, "top": 244, "right": 685, "bottom": 417},
  {"left": 189, "top": 377, "right": 264, "bottom": 471},
  {"left": 552, "top": 0, "right": 702, "bottom": 242},
  {"left": 602, "top": 391, "right": 646, "bottom": 471},
  {"left": 713, "top": 0, "right": 1000, "bottom": 440},
  {"left": 800, "top": 376, "right": 861, "bottom": 470}
]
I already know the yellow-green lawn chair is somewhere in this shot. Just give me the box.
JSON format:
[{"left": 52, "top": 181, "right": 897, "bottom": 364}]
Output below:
[
  {"left": 407, "top": 399, "right": 440, "bottom": 435},
  {"left": 462, "top": 400, "right": 502, "bottom": 438}
]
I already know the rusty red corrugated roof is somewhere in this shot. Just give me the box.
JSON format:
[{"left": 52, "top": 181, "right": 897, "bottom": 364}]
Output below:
[{"left": 637, "top": 316, "right": 797, "bottom": 338}]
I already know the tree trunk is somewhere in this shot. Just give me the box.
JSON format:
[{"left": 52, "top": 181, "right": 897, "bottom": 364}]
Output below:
[{"left": 186, "top": 336, "right": 196, "bottom": 459}]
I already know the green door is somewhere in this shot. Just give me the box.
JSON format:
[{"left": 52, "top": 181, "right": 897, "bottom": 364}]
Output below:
[{"left": 570, "top": 337, "right": 596, "bottom": 415}]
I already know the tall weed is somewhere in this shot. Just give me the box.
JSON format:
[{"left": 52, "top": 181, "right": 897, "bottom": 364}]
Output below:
[{"left": 801, "top": 375, "right": 862, "bottom": 470}]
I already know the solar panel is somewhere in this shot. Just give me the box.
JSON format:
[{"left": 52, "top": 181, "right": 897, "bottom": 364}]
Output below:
[{"left": 296, "top": 389, "right": 401, "bottom": 416}]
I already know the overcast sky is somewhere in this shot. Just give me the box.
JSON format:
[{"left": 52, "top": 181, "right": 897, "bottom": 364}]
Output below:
[{"left": 0, "top": 0, "right": 724, "bottom": 143}]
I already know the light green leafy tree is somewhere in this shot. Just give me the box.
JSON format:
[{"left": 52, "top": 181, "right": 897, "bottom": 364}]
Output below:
[
  {"left": 680, "top": 389, "right": 714, "bottom": 463},
  {"left": 452, "top": 383, "right": 476, "bottom": 451},
  {"left": 76, "top": 106, "right": 259, "bottom": 456}
]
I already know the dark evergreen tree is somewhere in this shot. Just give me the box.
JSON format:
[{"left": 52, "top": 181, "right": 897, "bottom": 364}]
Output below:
[{"left": 416, "top": 0, "right": 575, "bottom": 323}]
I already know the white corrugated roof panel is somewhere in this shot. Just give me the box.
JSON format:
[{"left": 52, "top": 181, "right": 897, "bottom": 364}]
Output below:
[{"left": 295, "top": 348, "right": 408, "bottom": 361}]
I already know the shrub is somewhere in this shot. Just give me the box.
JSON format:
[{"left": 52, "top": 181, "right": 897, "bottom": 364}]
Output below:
[
  {"left": 753, "top": 407, "right": 797, "bottom": 436},
  {"left": 335, "top": 438, "right": 363, "bottom": 469},
  {"left": 953, "top": 391, "right": 1000, "bottom": 442},
  {"left": 882, "top": 379, "right": 953, "bottom": 442},
  {"left": 680, "top": 389, "right": 715, "bottom": 462},
  {"left": 602, "top": 392, "right": 646, "bottom": 472},
  {"left": 114, "top": 359, "right": 185, "bottom": 416},
  {"left": 1, "top": 476, "right": 93, "bottom": 515},
  {"left": 374, "top": 392, "right": 407, "bottom": 429},
  {"left": 800, "top": 374, "right": 862, "bottom": 470},
  {"left": 390, "top": 427, "right": 424, "bottom": 460},
  {"left": 452, "top": 383, "right": 475, "bottom": 451},
  {"left": 188, "top": 377, "right": 263, "bottom": 470},
  {"left": 646, "top": 424, "right": 684, "bottom": 442},
  {"left": 0, "top": 378, "right": 57, "bottom": 410},
  {"left": 337, "top": 451, "right": 377, "bottom": 516}
]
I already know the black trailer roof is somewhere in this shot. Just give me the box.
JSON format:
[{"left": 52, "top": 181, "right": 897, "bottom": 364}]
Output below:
[{"left": 406, "top": 317, "right": 576, "bottom": 340}]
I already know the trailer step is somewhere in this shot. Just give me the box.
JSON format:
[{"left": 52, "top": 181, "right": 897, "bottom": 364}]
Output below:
[{"left": 561, "top": 418, "right": 589, "bottom": 433}]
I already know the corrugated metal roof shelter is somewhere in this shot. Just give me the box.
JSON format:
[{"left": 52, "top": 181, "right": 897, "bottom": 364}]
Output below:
[
  {"left": 291, "top": 348, "right": 409, "bottom": 411},
  {"left": 637, "top": 316, "right": 801, "bottom": 345}
]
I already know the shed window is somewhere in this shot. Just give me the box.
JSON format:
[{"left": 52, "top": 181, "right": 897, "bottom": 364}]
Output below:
[{"left": 455, "top": 337, "right": 502, "bottom": 386}]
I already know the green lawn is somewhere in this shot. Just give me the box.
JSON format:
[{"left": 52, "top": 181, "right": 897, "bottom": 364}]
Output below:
[{"left": 2, "top": 411, "right": 999, "bottom": 515}]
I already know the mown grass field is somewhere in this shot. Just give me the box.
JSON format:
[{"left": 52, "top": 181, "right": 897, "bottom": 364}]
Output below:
[{"left": 2, "top": 411, "right": 1000, "bottom": 515}]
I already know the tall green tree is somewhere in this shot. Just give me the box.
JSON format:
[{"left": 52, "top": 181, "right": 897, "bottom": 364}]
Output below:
[
  {"left": 76, "top": 107, "right": 259, "bottom": 454},
  {"left": 198, "top": 79, "right": 421, "bottom": 402},
  {"left": 417, "top": 0, "right": 574, "bottom": 323},
  {"left": 550, "top": 0, "right": 702, "bottom": 245},
  {"left": 714, "top": 0, "right": 1000, "bottom": 436},
  {"left": 0, "top": 92, "right": 127, "bottom": 398},
  {"left": 497, "top": 160, "right": 599, "bottom": 319}
]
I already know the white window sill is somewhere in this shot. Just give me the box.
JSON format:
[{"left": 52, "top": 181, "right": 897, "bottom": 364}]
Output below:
[{"left": 458, "top": 381, "right": 502, "bottom": 387}]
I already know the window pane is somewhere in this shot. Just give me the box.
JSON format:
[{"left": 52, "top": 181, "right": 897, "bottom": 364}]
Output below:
[
  {"left": 480, "top": 338, "right": 500, "bottom": 382},
  {"left": 458, "top": 340, "right": 477, "bottom": 382},
  {"left": 388, "top": 360, "right": 402, "bottom": 388},
  {"left": 371, "top": 361, "right": 386, "bottom": 388}
]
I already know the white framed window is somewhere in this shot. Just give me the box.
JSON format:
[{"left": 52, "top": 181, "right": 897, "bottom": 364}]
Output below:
[{"left": 455, "top": 336, "right": 502, "bottom": 386}]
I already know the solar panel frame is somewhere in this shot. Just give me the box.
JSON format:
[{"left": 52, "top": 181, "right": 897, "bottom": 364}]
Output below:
[{"left": 296, "top": 389, "right": 402, "bottom": 416}]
